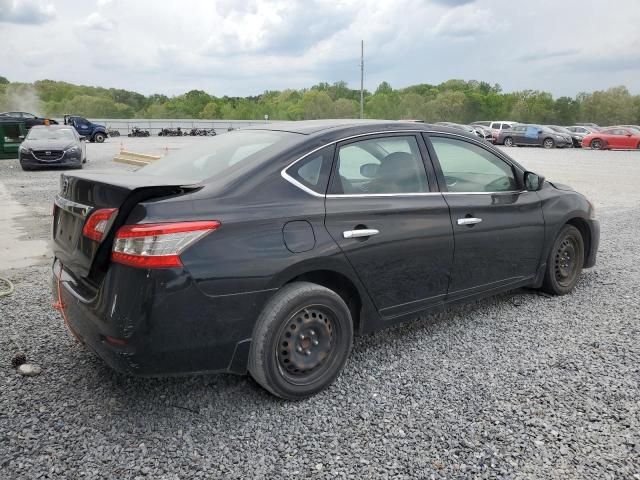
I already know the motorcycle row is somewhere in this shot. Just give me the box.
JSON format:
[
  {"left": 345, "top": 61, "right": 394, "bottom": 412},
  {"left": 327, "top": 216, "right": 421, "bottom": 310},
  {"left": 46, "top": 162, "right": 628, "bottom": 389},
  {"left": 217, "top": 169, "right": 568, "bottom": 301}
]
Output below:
[
  {"left": 109, "top": 126, "right": 219, "bottom": 137},
  {"left": 158, "top": 127, "right": 217, "bottom": 136}
]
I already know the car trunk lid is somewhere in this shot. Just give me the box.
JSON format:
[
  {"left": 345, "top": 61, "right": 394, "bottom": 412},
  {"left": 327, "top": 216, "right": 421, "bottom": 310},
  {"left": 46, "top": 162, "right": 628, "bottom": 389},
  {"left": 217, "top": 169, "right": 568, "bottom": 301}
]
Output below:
[{"left": 53, "top": 172, "right": 200, "bottom": 280}]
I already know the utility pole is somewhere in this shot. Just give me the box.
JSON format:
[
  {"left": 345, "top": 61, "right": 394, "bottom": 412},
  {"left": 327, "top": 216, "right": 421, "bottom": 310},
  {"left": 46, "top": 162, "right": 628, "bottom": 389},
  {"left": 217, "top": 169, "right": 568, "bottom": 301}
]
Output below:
[{"left": 360, "top": 40, "right": 364, "bottom": 119}]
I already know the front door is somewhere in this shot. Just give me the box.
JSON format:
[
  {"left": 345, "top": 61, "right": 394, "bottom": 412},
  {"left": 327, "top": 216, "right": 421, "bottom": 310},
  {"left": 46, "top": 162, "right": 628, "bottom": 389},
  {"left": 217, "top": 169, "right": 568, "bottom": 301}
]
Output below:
[
  {"left": 324, "top": 133, "right": 454, "bottom": 320},
  {"left": 72, "top": 118, "right": 92, "bottom": 137},
  {"left": 425, "top": 134, "right": 545, "bottom": 299}
]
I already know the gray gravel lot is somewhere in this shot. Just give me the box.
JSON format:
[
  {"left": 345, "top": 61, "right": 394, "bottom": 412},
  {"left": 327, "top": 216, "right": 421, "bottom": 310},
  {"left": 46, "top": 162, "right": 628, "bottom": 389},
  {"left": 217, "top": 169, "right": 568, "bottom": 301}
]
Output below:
[{"left": 1, "top": 138, "right": 639, "bottom": 479}]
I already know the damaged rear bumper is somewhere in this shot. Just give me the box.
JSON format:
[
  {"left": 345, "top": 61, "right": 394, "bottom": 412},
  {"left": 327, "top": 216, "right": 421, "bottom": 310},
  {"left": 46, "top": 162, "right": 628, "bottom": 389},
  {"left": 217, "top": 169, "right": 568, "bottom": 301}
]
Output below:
[{"left": 51, "top": 259, "right": 270, "bottom": 376}]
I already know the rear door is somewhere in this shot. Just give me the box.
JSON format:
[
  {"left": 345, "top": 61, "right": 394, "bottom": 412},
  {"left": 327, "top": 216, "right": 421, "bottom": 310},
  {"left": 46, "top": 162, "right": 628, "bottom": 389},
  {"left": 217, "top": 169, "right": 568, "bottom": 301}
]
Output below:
[
  {"left": 324, "top": 133, "right": 454, "bottom": 319},
  {"left": 424, "top": 134, "right": 545, "bottom": 299},
  {"left": 511, "top": 125, "right": 526, "bottom": 144}
]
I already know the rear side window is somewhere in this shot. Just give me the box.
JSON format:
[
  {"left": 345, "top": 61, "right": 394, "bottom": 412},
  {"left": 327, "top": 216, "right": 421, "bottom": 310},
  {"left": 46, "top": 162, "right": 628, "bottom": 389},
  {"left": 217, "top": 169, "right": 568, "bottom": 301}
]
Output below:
[
  {"left": 330, "top": 135, "right": 428, "bottom": 194},
  {"left": 430, "top": 136, "right": 517, "bottom": 193},
  {"left": 285, "top": 145, "right": 335, "bottom": 194}
]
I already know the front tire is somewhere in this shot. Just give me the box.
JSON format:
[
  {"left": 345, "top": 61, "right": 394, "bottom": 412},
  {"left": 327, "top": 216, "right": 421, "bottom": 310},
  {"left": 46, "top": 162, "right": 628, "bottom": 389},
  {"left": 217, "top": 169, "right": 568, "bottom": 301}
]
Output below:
[
  {"left": 93, "top": 133, "right": 106, "bottom": 143},
  {"left": 541, "top": 225, "right": 584, "bottom": 295},
  {"left": 543, "top": 138, "right": 555, "bottom": 149},
  {"left": 248, "top": 282, "right": 353, "bottom": 400},
  {"left": 591, "top": 139, "right": 603, "bottom": 150},
  {"left": 503, "top": 137, "right": 514, "bottom": 147}
]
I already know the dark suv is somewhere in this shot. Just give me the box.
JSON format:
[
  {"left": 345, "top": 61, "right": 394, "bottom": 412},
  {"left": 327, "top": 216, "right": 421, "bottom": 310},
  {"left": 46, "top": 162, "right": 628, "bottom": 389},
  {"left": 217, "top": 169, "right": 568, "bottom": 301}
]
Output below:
[{"left": 52, "top": 120, "right": 599, "bottom": 399}]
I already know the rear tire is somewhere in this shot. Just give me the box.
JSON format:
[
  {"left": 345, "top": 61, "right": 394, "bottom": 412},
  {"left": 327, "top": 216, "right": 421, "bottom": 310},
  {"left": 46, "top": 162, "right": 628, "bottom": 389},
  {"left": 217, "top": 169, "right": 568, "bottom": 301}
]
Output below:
[
  {"left": 590, "top": 139, "right": 603, "bottom": 150},
  {"left": 248, "top": 282, "right": 353, "bottom": 400},
  {"left": 503, "top": 137, "right": 514, "bottom": 147},
  {"left": 541, "top": 225, "right": 584, "bottom": 295},
  {"left": 543, "top": 138, "right": 555, "bottom": 149}
]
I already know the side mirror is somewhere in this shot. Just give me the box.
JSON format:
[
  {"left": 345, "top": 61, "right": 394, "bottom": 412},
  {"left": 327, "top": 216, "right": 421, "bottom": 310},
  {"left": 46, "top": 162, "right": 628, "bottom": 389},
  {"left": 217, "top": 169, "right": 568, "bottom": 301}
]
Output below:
[
  {"left": 524, "top": 171, "right": 545, "bottom": 191},
  {"left": 538, "top": 129, "right": 543, "bottom": 134},
  {"left": 360, "top": 163, "right": 379, "bottom": 178}
]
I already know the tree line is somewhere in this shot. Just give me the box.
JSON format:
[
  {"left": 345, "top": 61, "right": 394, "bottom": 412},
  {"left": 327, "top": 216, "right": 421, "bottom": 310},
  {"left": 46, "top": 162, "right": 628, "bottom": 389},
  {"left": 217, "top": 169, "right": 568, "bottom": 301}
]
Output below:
[{"left": 0, "top": 75, "right": 638, "bottom": 126}]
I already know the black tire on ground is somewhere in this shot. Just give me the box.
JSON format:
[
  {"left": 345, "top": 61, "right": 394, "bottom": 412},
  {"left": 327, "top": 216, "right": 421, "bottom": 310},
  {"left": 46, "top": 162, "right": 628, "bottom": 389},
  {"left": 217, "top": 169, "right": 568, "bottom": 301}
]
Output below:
[
  {"left": 543, "top": 137, "right": 555, "bottom": 149},
  {"left": 248, "top": 281, "right": 353, "bottom": 400},
  {"left": 93, "top": 133, "right": 106, "bottom": 143},
  {"left": 503, "top": 137, "right": 514, "bottom": 147},
  {"left": 590, "top": 139, "right": 603, "bottom": 150},
  {"left": 541, "top": 224, "right": 584, "bottom": 295}
]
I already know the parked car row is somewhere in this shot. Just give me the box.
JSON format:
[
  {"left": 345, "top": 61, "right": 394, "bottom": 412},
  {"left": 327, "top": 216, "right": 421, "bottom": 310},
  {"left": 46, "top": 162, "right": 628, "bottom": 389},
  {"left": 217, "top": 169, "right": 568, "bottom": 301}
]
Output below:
[{"left": 468, "top": 120, "right": 640, "bottom": 150}]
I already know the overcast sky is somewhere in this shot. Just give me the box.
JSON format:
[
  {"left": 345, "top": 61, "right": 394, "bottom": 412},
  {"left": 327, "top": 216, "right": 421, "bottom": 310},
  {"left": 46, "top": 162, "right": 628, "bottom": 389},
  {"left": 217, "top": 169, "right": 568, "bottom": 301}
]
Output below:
[{"left": 1, "top": 0, "right": 639, "bottom": 98}]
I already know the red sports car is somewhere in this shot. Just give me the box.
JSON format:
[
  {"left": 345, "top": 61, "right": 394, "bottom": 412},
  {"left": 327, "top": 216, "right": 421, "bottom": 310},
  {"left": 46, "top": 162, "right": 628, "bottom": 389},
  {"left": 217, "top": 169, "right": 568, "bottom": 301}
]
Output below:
[{"left": 582, "top": 127, "right": 640, "bottom": 150}]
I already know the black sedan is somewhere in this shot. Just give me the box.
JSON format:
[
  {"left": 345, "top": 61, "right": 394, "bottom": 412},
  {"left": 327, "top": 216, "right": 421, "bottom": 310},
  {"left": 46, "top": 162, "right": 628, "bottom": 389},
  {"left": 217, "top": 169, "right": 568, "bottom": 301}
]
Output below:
[
  {"left": 51, "top": 120, "right": 599, "bottom": 399},
  {"left": 547, "top": 125, "right": 584, "bottom": 148},
  {"left": 0, "top": 111, "right": 58, "bottom": 129},
  {"left": 19, "top": 125, "right": 86, "bottom": 170}
]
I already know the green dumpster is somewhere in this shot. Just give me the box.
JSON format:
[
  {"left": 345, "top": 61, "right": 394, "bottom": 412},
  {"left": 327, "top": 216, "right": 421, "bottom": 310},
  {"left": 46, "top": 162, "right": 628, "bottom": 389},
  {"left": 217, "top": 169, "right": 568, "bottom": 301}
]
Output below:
[{"left": 0, "top": 119, "right": 27, "bottom": 159}]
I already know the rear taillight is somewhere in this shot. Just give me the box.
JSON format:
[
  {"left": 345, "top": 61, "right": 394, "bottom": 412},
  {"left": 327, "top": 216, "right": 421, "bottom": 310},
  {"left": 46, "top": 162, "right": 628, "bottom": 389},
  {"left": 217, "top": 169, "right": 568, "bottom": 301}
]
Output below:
[
  {"left": 83, "top": 208, "right": 118, "bottom": 242},
  {"left": 111, "top": 221, "right": 220, "bottom": 269}
]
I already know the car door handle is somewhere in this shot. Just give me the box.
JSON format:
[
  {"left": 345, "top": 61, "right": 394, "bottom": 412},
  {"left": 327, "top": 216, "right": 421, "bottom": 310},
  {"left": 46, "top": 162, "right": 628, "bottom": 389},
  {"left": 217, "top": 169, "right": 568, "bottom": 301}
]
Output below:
[
  {"left": 343, "top": 229, "right": 380, "bottom": 239},
  {"left": 457, "top": 217, "right": 483, "bottom": 226}
]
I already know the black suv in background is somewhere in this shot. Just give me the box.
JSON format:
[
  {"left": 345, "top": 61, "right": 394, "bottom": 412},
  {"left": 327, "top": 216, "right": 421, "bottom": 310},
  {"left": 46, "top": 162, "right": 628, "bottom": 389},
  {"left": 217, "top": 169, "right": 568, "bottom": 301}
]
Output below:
[{"left": 0, "top": 111, "right": 58, "bottom": 129}]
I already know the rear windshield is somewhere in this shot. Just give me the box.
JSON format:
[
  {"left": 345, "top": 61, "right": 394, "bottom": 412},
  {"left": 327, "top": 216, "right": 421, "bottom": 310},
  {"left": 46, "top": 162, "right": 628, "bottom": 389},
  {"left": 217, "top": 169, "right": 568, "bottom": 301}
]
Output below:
[{"left": 141, "top": 130, "right": 299, "bottom": 182}]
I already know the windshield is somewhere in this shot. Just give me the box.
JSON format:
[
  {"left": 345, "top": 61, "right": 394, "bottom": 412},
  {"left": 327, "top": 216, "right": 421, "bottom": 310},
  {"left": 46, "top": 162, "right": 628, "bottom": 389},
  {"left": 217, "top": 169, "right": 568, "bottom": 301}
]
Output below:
[
  {"left": 141, "top": 130, "right": 300, "bottom": 182},
  {"left": 26, "top": 128, "right": 76, "bottom": 141}
]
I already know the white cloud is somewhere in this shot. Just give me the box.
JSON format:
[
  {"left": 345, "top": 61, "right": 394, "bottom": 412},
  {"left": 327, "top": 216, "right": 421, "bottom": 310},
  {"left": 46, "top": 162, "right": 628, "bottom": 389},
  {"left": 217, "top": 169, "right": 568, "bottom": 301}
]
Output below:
[
  {"left": 433, "top": 4, "right": 505, "bottom": 39},
  {"left": 79, "top": 12, "right": 117, "bottom": 31},
  {"left": 0, "top": 0, "right": 55, "bottom": 24}
]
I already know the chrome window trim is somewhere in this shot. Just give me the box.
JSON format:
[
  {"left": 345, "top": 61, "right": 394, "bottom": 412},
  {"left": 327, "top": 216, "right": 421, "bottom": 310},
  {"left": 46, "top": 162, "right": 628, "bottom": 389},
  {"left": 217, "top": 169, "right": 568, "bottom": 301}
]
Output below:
[{"left": 280, "top": 129, "right": 520, "bottom": 198}]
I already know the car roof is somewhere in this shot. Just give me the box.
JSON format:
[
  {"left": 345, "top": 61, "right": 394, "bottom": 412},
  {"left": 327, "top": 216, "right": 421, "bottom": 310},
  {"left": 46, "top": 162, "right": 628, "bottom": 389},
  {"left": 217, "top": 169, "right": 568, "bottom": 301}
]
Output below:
[{"left": 241, "top": 119, "right": 479, "bottom": 140}]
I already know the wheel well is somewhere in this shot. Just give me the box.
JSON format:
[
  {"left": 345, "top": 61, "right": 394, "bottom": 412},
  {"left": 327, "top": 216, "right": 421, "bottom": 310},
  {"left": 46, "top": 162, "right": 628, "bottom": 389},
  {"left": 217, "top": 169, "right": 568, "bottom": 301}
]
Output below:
[
  {"left": 566, "top": 218, "right": 591, "bottom": 267},
  {"left": 287, "top": 270, "right": 362, "bottom": 333}
]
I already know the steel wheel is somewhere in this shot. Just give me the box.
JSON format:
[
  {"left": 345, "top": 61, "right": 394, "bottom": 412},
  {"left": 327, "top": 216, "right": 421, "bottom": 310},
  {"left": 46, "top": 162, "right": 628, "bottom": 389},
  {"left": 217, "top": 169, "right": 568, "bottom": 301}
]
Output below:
[
  {"left": 542, "top": 225, "right": 584, "bottom": 295},
  {"left": 591, "top": 139, "right": 603, "bottom": 150},
  {"left": 276, "top": 305, "right": 338, "bottom": 385},
  {"left": 94, "top": 133, "right": 105, "bottom": 143},
  {"left": 249, "top": 282, "right": 353, "bottom": 399},
  {"left": 554, "top": 236, "right": 580, "bottom": 288},
  {"left": 543, "top": 138, "right": 555, "bottom": 149},
  {"left": 503, "top": 137, "right": 513, "bottom": 147}
]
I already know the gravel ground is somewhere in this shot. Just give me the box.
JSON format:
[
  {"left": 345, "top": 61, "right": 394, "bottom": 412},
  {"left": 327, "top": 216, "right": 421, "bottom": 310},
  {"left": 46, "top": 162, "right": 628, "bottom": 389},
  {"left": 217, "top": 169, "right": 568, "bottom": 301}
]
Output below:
[{"left": 0, "top": 139, "right": 639, "bottom": 479}]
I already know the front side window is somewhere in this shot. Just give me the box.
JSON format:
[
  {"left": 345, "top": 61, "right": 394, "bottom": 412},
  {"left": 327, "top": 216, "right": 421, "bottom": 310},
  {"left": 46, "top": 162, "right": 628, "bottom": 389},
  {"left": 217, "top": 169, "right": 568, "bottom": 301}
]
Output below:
[
  {"left": 430, "top": 136, "right": 518, "bottom": 193},
  {"left": 330, "top": 135, "right": 428, "bottom": 194}
]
